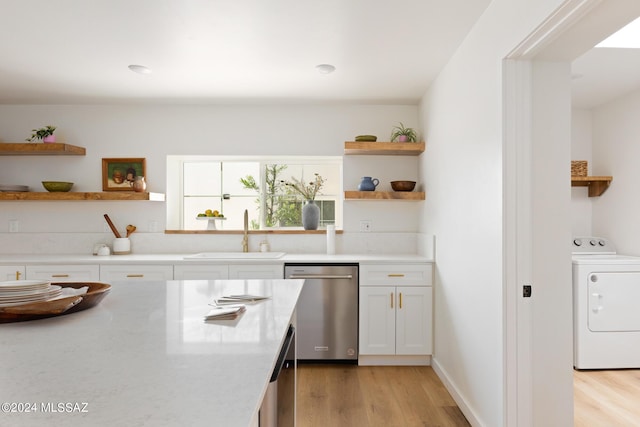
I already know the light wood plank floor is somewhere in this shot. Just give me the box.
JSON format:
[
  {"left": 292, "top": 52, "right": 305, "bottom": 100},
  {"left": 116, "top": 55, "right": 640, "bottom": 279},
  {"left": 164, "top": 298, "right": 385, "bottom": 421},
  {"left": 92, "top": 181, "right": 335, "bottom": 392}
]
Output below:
[
  {"left": 297, "top": 364, "right": 470, "bottom": 427},
  {"left": 574, "top": 369, "right": 640, "bottom": 426}
]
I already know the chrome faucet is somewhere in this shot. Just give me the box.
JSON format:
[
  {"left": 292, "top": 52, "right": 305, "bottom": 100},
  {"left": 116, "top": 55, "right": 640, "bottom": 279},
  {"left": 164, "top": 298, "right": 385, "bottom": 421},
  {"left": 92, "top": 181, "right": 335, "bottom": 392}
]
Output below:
[{"left": 242, "top": 209, "right": 249, "bottom": 252}]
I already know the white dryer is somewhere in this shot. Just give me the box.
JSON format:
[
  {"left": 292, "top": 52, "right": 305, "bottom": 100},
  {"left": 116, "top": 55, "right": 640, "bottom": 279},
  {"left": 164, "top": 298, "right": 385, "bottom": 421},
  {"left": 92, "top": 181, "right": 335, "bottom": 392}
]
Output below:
[{"left": 572, "top": 236, "right": 640, "bottom": 369}]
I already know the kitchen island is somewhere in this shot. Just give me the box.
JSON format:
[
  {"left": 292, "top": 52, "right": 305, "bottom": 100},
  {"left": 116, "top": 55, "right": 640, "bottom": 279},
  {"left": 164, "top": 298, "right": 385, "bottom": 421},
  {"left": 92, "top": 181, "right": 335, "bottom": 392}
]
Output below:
[{"left": 0, "top": 279, "right": 304, "bottom": 427}]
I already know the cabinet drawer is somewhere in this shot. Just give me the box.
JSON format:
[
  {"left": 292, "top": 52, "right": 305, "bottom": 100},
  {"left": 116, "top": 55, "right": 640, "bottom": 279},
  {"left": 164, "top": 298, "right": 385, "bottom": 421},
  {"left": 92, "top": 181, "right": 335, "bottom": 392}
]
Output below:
[
  {"left": 360, "top": 263, "right": 433, "bottom": 286},
  {"left": 100, "top": 265, "right": 174, "bottom": 281},
  {"left": 174, "top": 265, "right": 229, "bottom": 280},
  {"left": 0, "top": 265, "right": 26, "bottom": 281},
  {"left": 26, "top": 265, "right": 100, "bottom": 282},
  {"left": 229, "top": 264, "right": 283, "bottom": 279}
]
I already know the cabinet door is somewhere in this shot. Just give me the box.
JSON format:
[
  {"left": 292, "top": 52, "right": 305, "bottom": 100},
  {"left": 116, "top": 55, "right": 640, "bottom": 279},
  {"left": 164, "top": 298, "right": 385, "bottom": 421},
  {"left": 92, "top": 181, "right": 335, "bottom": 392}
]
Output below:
[
  {"left": 228, "top": 264, "right": 283, "bottom": 279},
  {"left": 396, "top": 286, "right": 432, "bottom": 355},
  {"left": 26, "top": 265, "right": 100, "bottom": 282},
  {"left": 173, "top": 265, "right": 229, "bottom": 280},
  {"left": 0, "top": 265, "right": 25, "bottom": 281},
  {"left": 100, "top": 265, "right": 174, "bottom": 281},
  {"left": 359, "top": 286, "right": 396, "bottom": 355}
]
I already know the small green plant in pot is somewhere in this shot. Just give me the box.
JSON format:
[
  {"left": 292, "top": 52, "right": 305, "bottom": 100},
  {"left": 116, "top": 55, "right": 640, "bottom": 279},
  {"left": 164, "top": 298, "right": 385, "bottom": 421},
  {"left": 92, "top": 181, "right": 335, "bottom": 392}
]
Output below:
[
  {"left": 390, "top": 122, "right": 417, "bottom": 142},
  {"left": 26, "top": 125, "right": 57, "bottom": 143}
]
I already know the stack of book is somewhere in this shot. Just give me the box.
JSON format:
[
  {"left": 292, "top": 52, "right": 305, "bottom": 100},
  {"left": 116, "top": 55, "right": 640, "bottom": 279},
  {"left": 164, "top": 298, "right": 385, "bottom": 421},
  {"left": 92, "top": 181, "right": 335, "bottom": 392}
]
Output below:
[{"left": 204, "top": 295, "right": 270, "bottom": 321}]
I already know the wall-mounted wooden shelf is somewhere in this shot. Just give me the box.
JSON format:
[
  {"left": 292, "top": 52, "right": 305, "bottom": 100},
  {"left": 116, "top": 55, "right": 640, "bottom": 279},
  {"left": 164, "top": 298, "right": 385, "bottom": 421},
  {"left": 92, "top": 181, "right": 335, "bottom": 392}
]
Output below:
[
  {"left": 571, "top": 176, "right": 612, "bottom": 197},
  {"left": 344, "top": 191, "right": 425, "bottom": 200},
  {"left": 0, "top": 143, "right": 86, "bottom": 155},
  {"left": 0, "top": 192, "right": 165, "bottom": 201},
  {"left": 344, "top": 141, "right": 425, "bottom": 155}
]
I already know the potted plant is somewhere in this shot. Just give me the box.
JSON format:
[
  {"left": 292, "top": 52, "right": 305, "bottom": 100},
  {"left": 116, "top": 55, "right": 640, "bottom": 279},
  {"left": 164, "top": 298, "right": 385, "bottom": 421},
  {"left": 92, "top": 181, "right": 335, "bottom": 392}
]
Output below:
[
  {"left": 26, "top": 125, "right": 57, "bottom": 143},
  {"left": 390, "top": 122, "right": 417, "bottom": 142}
]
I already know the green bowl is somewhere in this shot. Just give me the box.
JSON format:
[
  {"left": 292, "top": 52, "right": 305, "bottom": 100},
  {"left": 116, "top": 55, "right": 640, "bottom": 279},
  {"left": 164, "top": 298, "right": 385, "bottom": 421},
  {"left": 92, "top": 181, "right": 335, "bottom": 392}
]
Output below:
[{"left": 42, "top": 181, "right": 74, "bottom": 192}]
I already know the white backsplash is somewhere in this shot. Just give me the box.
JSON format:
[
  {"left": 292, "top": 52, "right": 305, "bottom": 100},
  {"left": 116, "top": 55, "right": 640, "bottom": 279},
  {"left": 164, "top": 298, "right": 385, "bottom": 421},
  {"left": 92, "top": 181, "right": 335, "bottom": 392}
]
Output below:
[{"left": 0, "top": 231, "right": 433, "bottom": 257}]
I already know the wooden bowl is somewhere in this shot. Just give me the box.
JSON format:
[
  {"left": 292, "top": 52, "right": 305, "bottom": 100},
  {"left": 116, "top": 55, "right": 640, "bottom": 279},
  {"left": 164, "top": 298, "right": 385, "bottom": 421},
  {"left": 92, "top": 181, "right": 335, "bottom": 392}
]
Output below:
[
  {"left": 390, "top": 181, "right": 416, "bottom": 192},
  {"left": 0, "top": 282, "right": 111, "bottom": 323}
]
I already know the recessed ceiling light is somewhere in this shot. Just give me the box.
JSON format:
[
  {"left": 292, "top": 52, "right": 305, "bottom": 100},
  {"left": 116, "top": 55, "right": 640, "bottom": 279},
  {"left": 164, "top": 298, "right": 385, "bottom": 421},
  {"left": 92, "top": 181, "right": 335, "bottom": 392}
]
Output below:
[
  {"left": 128, "top": 64, "right": 152, "bottom": 75},
  {"left": 596, "top": 17, "right": 640, "bottom": 48},
  {"left": 315, "top": 64, "right": 336, "bottom": 74}
]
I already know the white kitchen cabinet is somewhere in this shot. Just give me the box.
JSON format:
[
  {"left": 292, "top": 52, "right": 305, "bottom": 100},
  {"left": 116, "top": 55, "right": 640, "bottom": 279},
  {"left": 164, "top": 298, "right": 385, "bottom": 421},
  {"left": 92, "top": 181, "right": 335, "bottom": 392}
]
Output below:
[
  {"left": 0, "top": 265, "right": 25, "bottom": 281},
  {"left": 26, "top": 265, "right": 100, "bottom": 282},
  {"left": 359, "top": 286, "right": 432, "bottom": 355},
  {"left": 359, "top": 263, "right": 433, "bottom": 357},
  {"left": 100, "top": 265, "right": 174, "bottom": 281},
  {"left": 173, "top": 264, "right": 283, "bottom": 280},
  {"left": 229, "top": 264, "right": 283, "bottom": 279},
  {"left": 173, "top": 265, "right": 229, "bottom": 280}
]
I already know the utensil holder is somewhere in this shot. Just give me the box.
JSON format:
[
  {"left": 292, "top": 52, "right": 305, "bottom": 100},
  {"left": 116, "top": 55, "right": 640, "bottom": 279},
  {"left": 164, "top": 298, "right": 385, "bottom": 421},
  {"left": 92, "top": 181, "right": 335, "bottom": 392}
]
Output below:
[{"left": 113, "top": 238, "right": 131, "bottom": 255}]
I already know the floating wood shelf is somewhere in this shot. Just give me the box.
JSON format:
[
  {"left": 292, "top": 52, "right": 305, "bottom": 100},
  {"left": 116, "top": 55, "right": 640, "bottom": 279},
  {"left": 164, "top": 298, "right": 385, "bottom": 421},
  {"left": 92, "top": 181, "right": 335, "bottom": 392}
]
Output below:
[
  {"left": 571, "top": 176, "right": 613, "bottom": 197},
  {"left": 0, "top": 142, "right": 86, "bottom": 155},
  {"left": 344, "top": 141, "right": 425, "bottom": 155},
  {"left": 0, "top": 192, "right": 165, "bottom": 201},
  {"left": 344, "top": 191, "right": 425, "bottom": 200}
]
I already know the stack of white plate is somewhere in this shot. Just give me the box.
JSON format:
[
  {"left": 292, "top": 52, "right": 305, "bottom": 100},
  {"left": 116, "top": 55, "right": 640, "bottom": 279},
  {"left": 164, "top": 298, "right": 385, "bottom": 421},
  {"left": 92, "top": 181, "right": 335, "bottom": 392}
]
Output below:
[
  {"left": 0, "top": 184, "right": 29, "bottom": 192},
  {"left": 0, "top": 280, "right": 62, "bottom": 307}
]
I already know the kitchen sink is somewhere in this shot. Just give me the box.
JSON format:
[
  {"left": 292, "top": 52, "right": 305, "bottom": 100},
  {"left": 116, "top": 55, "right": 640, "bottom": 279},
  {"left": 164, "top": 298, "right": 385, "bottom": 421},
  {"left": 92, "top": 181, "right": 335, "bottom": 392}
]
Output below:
[{"left": 184, "top": 252, "right": 286, "bottom": 260}]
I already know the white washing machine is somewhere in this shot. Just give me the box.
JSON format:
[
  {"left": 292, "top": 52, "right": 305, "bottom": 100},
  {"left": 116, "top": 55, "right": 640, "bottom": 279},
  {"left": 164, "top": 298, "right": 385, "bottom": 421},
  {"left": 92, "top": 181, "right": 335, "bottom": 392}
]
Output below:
[{"left": 572, "top": 236, "right": 640, "bottom": 369}]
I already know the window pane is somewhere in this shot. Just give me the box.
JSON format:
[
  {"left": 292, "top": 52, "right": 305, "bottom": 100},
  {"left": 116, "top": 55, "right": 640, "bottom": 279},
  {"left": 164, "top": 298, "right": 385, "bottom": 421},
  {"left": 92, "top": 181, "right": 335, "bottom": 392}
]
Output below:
[
  {"left": 184, "top": 197, "right": 222, "bottom": 230},
  {"left": 184, "top": 162, "right": 221, "bottom": 196},
  {"left": 221, "top": 197, "right": 260, "bottom": 230},
  {"left": 224, "top": 162, "right": 260, "bottom": 195}
]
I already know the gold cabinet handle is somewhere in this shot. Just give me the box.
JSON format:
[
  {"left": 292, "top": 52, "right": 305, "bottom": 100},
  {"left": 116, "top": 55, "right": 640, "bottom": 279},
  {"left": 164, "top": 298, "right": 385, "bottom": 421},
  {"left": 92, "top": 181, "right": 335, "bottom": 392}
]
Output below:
[
  {"left": 388, "top": 274, "right": 405, "bottom": 278},
  {"left": 399, "top": 292, "right": 403, "bottom": 309},
  {"left": 390, "top": 292, "right": 394, "bottom": 309},
  {"left": 51, "top": 274, "right": 70, "bottom": 278},
  {"left": 15, "top": 271, "right": 22, "bottom": 281},
  {"left": 127, "top": 274, "right": 144, "bottom": 278}
]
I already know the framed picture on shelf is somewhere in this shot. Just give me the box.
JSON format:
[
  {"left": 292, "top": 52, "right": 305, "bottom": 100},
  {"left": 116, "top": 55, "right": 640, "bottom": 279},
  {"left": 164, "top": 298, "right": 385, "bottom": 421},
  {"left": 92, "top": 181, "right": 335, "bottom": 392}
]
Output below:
[{"left": 102, "top": 158, "right": 146, "bottom": 191}]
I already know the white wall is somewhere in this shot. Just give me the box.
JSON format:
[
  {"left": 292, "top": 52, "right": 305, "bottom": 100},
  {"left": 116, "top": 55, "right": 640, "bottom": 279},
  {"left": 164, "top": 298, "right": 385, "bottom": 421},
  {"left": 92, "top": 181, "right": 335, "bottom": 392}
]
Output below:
[
  {"left": 418, "top": 0, "right": 573, "bottom": 425},
  {"left": 0, "top": 104, "right": 422, "bottom": 254},
  {"left": 571, "top": 108, "right": 593, "bottom": 236},
  {"left": 591, "top": 88, "right": 640, "bottom": 255}
]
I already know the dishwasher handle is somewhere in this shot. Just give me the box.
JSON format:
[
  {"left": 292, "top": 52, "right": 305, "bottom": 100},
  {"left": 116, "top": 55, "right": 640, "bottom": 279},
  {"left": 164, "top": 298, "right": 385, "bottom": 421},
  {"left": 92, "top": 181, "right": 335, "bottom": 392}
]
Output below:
[{"left": 287, "top": 274, "right": 353, "bottom": 280}]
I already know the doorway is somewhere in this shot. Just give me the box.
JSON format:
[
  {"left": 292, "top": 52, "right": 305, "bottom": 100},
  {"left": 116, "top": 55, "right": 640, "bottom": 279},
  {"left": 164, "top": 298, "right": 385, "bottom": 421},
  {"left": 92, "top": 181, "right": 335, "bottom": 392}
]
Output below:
[{"left": 504, "top": 0, "right": 640, "bottom": 425}]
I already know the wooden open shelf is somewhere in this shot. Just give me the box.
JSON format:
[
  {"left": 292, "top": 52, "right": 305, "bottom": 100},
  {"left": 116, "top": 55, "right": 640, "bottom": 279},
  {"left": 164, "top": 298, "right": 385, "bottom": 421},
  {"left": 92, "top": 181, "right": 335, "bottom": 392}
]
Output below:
[
  {"left": 0, "top": 142, "right": 86, "bottom": 155},
  {"left": 571, "top": 176, "right": 613, "bottom": 197},
  {"left": 344, "top": 141, "right": 425, "bottom": 155},
  {"left": 0, "top": 192, "right": 165, "bottom": 201},
  {"left": 344, "top": 191, "right": 425, "bottom": 200}
]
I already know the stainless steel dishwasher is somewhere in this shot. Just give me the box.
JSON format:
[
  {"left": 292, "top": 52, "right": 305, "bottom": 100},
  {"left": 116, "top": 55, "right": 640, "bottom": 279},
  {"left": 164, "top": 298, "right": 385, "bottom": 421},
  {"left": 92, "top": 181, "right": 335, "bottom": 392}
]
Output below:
[{"left": 284, "top": 263, "right": 358, "bottom": 362}]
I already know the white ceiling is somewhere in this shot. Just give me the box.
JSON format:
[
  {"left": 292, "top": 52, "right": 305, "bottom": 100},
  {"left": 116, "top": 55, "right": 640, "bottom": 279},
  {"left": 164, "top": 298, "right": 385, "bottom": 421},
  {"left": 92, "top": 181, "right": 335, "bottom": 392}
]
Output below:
[
  {"left": 0, "top": 0, "right": 492, "bottom": 105},
  {"left": 571, "top": 47, "right": 640, "bottom": 109}
]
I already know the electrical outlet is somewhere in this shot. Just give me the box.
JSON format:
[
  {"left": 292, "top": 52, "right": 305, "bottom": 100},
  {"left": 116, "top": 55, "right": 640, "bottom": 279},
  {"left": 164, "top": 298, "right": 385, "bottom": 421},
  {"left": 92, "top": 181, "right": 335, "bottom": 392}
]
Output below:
[
  {"left": 9, "top": 219, "right": 19, "bottom": 233},
  {"left": 103, "top": 223, "right": 112, "bottom": 233},
  {"left": 360, "top": 220, "right": 372, "bottom": 232}
]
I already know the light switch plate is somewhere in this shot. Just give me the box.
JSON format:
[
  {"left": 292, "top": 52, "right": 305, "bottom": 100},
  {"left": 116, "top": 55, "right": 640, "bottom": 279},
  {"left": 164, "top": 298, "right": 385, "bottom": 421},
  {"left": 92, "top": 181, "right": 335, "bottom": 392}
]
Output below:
[{"left": 9, "top": 219, "right": 19, "bottom": 233}]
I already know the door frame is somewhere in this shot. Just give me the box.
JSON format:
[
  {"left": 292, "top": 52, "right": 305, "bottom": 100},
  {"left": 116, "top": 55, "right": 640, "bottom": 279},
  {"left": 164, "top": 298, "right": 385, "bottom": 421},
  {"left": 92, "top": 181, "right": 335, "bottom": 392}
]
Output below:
[{"left": 502, "top": 0, "right": 640, "bottom": 424}]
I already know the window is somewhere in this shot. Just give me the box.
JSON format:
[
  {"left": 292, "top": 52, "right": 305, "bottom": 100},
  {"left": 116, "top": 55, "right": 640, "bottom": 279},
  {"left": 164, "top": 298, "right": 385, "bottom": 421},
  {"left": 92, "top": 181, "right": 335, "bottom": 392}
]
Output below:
[{"left": 166, "top": 156, "right": 342, "bottom": 231}]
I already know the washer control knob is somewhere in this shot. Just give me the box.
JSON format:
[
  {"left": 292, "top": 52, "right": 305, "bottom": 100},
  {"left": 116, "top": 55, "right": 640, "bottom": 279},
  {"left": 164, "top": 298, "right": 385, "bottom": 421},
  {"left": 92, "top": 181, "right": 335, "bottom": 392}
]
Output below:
[
  {"left": 573, "top": 239, "right": 582, "bottom": 247},
  {"left": 590, "top": 239, "right": 597, "bottom": 246},
  {"left": 598, "top": 240, "right": 606, "bottom": 246}
]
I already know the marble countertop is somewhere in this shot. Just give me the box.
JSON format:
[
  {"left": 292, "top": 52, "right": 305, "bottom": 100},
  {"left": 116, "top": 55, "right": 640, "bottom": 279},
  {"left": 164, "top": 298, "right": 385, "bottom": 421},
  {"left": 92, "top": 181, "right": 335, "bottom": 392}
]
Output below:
[
  {"left": 0, "top": 279, "right": 304, "bottom": 427},
  {"left": 0, "top": 253, "right": 432, "bottom": 265}
]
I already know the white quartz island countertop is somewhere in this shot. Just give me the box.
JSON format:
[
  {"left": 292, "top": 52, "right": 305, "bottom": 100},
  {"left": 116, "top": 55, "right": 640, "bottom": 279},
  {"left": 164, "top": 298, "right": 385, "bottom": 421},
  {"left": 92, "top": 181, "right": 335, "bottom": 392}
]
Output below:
[{"left": 0, "top": 279, "right": 304, "bottom": 427}]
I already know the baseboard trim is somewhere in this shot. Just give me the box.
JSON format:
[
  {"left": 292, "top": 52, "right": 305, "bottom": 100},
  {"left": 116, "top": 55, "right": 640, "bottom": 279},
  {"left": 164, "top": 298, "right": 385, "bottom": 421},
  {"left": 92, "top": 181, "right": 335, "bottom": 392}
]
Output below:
[
  {"left": 432, "top": 357, "right": 484, "bottom": 426},
  {"left": 358, "top": 355, "right": 431, "bottom": 366}
]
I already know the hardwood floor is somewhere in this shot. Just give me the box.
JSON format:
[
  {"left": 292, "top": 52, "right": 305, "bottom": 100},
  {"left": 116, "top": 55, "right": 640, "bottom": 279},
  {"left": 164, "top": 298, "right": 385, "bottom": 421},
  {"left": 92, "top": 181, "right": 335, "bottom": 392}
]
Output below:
[
  {"left": 574, "top": 369, "right": 640, "bottom": 426},
  {"left": 296, "top": 364, "right": 470, "bottom": 427}
]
